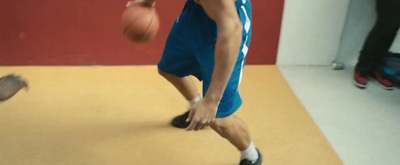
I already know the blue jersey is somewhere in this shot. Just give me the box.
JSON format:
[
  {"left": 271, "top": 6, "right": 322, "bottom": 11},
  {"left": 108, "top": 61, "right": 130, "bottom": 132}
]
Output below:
[{"left": 158, "top": 0, "right": 252, "bottom": 118}]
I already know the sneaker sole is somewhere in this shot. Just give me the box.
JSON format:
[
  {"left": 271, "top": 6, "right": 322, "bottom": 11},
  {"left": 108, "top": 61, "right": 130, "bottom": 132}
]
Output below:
[
  {"left": 373, "top": 81, "right": 394, "bottom": 91},
  {"left": 370, "top": 73, "right": 395, "bottom": 91},
  {"left": 171, "top": 111, "right": 190, "bottom": 129},
  {"left": 353, "top": 80, "right": 366, "bottom": 89}
]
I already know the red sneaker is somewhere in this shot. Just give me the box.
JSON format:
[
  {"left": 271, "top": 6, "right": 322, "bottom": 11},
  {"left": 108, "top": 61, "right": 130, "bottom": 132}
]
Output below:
[
  {"left": 354, "top": 69, "right": 368, "bottom": 89},
  {"left": 371, "top": 70, "right": 394, "bottom": 90}
]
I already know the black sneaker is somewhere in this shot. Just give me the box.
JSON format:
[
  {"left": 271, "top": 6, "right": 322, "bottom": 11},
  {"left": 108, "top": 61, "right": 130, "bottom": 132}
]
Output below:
[
  {"left": 239, "top": 148, "right": 263, "bottom": 165},
  {"left": 0, "top": 74, "right": 29, "bottom": 101},
  {"left": 171, "top": 111, "right": 190, "bottom": 129}
]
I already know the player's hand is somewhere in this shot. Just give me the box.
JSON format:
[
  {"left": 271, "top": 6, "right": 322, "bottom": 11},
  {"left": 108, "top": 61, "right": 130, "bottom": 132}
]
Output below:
[
  {"left": 126, "top": 0, "right": 155, "bottom": 8},
  {"left": 185, "top": 99, "right": 218, "bottom": 131}
]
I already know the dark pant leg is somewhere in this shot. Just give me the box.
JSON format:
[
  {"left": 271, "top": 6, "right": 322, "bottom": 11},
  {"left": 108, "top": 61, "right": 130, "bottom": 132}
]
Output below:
[{"left": 357, "top": 0, "right": 400, "bottom": 73}]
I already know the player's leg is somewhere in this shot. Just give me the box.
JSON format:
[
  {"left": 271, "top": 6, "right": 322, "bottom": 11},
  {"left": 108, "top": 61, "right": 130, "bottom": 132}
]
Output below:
[
  {"left": 210, "top": 115, "right": 262, "bottom": 164},
  {"left": 201, "top": 60, "right": 259, "bottom": 164},
  {"left": 211, "top": 115, "right": 251, "bottom": 150},
  {"left": 157, "top": 70, "right": 201, "bottom": 128},
  {"left": 158, "top": 42, "right": 202, "bottom": 128},
  {"left": 202, "top": 1, "right": 260, "bottom": 163},
  {"left": 202, "top": 61, "right": 261, "bottom": 164},
  {"left": 158, "top": 69, "right": 199, "bottom": 102},
  {"left": 157, "top": 1, "right": 203, "bottom": 127}
]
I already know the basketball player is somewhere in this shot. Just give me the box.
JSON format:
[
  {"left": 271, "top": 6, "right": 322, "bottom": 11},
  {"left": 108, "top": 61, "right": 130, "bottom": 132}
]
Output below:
[
  {"left": 0, "top": 74, "right": 28, "bottom": 102},
  {"left": 127, "top": 0, "right": 262, "bottom": 164}
]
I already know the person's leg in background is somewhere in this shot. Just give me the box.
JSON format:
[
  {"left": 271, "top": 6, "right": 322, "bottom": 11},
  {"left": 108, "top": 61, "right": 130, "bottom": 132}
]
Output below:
[
  {"left": 0, "top": 74, "right": 28, "bottom": 102},
  {"left": 354, "top": 0, "right": 400, "bottom": 90}
]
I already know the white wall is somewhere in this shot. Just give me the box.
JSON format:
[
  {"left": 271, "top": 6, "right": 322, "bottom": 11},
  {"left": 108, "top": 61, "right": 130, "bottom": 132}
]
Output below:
[
  {"left": 336, "top": 0, "right": 400, "bottom": 66},
  {"left": 395, "top": 35, "right": 400, "bottom": 53},
  {"left": 277, "top": 0, "right": 350, "bottom": 65}
]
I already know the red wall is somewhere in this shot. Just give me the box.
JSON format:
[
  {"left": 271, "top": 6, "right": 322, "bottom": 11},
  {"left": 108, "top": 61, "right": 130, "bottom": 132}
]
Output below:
[{"left": 0, "top": 0, "right": 283, "bottom": 65}]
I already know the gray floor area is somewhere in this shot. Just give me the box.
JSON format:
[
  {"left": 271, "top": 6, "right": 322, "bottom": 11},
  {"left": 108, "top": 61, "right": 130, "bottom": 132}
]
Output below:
[{"left": 279, "top": 66, "right": 400, "bottom": 165}]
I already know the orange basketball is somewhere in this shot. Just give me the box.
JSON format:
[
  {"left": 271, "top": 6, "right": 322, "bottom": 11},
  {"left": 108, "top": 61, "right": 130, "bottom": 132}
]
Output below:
[{"left": 121, "top": 4, "right": 159, "bottom": 43}]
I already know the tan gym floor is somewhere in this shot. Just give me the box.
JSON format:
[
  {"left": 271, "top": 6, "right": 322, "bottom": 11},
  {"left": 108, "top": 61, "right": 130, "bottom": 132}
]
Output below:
[{"left": 0, "top": 66, "right": 343, "bottom": 165}]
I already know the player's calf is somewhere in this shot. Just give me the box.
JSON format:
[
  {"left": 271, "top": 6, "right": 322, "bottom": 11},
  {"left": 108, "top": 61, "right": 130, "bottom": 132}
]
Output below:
[{"left": 210, "top": 115, "right": 263, "bottom": 165}]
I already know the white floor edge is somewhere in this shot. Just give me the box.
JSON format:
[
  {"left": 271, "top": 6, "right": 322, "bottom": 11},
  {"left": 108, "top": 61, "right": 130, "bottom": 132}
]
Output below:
[{"left": 278, "top": 65, "right": 400, "bottom": 165}]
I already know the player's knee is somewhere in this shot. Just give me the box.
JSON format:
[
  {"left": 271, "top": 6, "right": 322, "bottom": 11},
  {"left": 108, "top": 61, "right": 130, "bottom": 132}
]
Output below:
[
  {"left": 157, "top": 68, "right": 167, "bottom": 77},
  {"left": 211, "top": 119, "right": 236, "bottom": 139},
  {"left": 157, "top": 68, "right": 180, "bottom": 80}
]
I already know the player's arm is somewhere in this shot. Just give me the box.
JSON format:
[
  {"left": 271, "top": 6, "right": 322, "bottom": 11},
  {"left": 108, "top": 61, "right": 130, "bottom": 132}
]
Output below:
[{"left": 199, "top": 0, "right": 243, "bottom": 106}]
